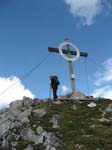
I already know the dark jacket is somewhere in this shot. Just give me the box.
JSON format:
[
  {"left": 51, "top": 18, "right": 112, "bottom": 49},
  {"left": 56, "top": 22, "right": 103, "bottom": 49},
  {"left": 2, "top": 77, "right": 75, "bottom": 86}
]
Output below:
[{"left": 50, "top": 76, "right": 59, "bottom": 89}]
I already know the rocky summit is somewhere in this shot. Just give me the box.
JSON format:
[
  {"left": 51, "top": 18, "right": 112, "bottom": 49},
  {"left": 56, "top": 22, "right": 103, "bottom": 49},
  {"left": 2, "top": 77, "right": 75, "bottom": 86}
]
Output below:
[{"left": 0, "top": 94, "right": 112, "bottom": 150}]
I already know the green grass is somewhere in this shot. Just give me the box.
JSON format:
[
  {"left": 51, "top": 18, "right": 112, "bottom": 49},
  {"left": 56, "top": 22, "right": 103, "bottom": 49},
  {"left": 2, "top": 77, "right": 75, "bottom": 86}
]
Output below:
[
  {"left": 16, "top": 139, "right": 34, "bottom": 150},
  {"left": 17, "top": 99, "right": 112, "bottom": 150},
  {"left": 45, "top": 100, "right": 112, "bottom": 150}
]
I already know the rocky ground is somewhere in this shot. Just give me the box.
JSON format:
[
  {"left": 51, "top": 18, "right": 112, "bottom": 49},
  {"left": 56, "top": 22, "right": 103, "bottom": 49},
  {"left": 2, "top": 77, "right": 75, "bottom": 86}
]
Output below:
[{"left": 0, "top": 93, "right": 112, "bottom": 150}]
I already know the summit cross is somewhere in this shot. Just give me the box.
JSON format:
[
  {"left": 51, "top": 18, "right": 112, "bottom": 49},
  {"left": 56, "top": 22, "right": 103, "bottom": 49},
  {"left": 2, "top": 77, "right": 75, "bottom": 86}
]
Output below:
[{"left": 48, "top": 38, "right": 88, "bottom": 93}]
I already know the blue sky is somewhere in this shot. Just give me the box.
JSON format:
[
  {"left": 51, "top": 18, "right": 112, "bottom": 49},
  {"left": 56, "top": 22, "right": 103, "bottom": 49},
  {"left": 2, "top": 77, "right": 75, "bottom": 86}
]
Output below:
[{"left": 0, "top": 0, "right": 112, "bottom": 108}]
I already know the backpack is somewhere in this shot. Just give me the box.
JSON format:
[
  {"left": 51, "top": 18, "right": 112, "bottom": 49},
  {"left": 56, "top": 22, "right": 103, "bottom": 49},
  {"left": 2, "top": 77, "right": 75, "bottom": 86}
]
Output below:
[{"left": 54, "top": 76, "right": 60, "bottom": 85}]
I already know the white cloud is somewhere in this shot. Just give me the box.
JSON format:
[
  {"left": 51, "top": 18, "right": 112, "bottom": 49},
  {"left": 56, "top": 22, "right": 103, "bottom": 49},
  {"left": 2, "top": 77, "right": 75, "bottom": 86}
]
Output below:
[
  {"left": 94, "top": 58, "right": 112, "bottom": 86},
  {"left": 92, "top": 86, "right": 112, "bottom": 99},
  {"left": 61, "top": 85, "right": 70, "bottom": 94},
  {"left": 0, "top": 76, "right": 35, "bottom": 108},
  {"left": 92, "top": 57, "right": 112, "bottom": 99},
  {"left": 65, "top": 0, "right": 103, "bottom": 25}
]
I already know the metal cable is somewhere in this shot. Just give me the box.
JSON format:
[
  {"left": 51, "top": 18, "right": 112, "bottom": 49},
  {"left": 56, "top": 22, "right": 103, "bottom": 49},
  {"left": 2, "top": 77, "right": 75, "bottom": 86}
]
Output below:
[{"left": 0, "top": 53, "right": 51, "bottom": 96}]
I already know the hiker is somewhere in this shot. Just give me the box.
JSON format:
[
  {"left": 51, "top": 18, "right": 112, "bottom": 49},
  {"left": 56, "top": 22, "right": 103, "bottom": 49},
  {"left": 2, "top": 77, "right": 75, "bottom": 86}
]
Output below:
[{"left": 49, "top": 75, "right": 60, "bottom": 99}]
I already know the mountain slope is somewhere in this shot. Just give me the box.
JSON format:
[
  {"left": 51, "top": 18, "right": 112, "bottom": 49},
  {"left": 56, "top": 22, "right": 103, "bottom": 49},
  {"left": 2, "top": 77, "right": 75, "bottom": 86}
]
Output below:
[{"left": 0, "top": 97, "right": 112, "bottom": 150}]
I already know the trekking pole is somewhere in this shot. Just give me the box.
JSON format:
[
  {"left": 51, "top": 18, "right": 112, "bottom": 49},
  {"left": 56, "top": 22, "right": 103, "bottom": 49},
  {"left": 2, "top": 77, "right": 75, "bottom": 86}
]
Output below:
[{"left": 49, "top": 84, "right": 52, "bottom": 99}]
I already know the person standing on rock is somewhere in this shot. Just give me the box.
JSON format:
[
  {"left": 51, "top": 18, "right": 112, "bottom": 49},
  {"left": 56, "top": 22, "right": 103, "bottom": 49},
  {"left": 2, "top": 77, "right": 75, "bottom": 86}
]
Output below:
[{"left": 49, "top": 75, "right": 60, "bottom": 99}]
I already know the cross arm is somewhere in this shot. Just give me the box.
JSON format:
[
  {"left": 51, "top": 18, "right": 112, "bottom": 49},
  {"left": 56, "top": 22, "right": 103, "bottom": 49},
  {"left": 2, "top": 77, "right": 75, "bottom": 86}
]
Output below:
[{"left": 48, "top": 47, "right": 88, "bottom": 57}]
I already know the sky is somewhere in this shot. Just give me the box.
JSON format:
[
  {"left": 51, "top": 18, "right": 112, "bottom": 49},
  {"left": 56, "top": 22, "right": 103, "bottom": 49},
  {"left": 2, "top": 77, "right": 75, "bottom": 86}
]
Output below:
[{"left": 0, "top": 0, "right": 112, "bottom": 108}]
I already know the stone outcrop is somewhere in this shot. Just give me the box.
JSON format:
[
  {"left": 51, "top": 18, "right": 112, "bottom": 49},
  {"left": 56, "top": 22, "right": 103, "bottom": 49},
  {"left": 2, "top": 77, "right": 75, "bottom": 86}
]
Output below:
[
  {"left": 0, "top": 98, "right": 63, "bottom": 150},
  {"left": 60, "top": 91, "right": 95, "bottom": 101}
]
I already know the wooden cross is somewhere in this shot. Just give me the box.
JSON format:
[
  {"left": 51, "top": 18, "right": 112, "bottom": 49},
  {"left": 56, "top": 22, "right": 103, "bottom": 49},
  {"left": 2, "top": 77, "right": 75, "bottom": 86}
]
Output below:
[{"left": 48, "top": 38, "right": 88, "bottom": 93}]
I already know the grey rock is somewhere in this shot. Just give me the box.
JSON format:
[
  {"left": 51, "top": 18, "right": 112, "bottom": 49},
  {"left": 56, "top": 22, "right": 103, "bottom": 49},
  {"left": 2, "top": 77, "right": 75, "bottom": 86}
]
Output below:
[
  {"left": 9, "top": 97, "right": 36, "bottom": 110},
  {"left": 11, "top": 142, "right": 18, "bottom": 148},
  {"left": 98, "top": 111, "right": 111, "bottom": 123},
  {"left": 71, "top": 104, "right": 77, "bottom": 110},
  {"left": 45, "top": 146, "right": 56, "bottom": 150},
  {"left": 20, "top": 117, "right": 29, "bottom": 124},
  {"left": 23, "top": 97, "right": 35, "bottom": 107},
  {"left": 74, "top": 144, "right": 83, "bottom": 150},
  {"left": 83, "top": 135, "right": 93, "bottom": 138},
  {"left": 50, "top": 114, "right": 61, "bottom": 128},
  {"left": 50, "top": 147, "right": 56, "bottom": 150},
  {"left": 87, "top": 102, "right": 97, "bottom": 108},
  {"left": 24, "top": 144, "right": 33, "bottom": 150},
  {"left": 10, "top": 100, "right": 24, "bottom": 109},
  {"left": 36, "top": 126, "right": 44, "bottom": 135},
  {"left": 106, "top": 103, "right": 112, "bottom": 112},
  {"left": 10, "top": 121, "right": 22, "bottom": 130},
  {"left": 0, "top": 108, "right": 23, "bottom": 138},
  {"left": 0, "top": 108, "right": 9, "bottom": 114},
  {"left": 52, "top": 100, "right": 62, "bottom": 105},
  {"left": 10, "top": 109, "right": 21, "bottom": 118},
  {"left": 2, "top": 137, "right": 10, "bottom": 150},
  {"left": 0, "top": 97, "right": 64, "bottom": 150},
  {"left": 98, "top": 117, "right": 110, "bottom": 122},
  {"left": 33, "top": 109, "right": 47, "bottom": 117},
  {"left": 10, "top": 142, "right": 18, "bottom": 148},
  {"left": 17, "top": 109, "right": 31, "bottom": 123},
  {"left": 21, "top": 128, "right": 37, "bottom": 143},
  {"left": 45, "top": 145, "right": 51, "bottom": 150},
  {"left": 90, "top": 124, "right": 96, "bottom": 128},
  {"left": 0, "top": 119, "right": 12, "bottom": 137},
  {"left": 7, "top": 133, "right": 20, "bottom": 142},
  {"left": 38, "top": 135, "right": 44, "bottom": 144},
  {"left": 101, "top": 111, "right": 106, "bottom": 118},
  {"left": 44, "top": 132, "right": 60, "bottom": 148},
  {"left": 52, "top": 114, "right": 61, "bottom": 120},
  {"left": 70, "top": 91, "right": 86, "bottom": 100},
  {"left": 20, "top": 127, "right": 44, "bottom": 145}
]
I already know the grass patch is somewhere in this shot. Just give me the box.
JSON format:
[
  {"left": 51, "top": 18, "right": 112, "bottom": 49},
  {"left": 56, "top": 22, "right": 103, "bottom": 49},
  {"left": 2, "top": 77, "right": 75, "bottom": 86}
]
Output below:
[{"left": 28, "top": 99, "right": 112, "bottom": 150}]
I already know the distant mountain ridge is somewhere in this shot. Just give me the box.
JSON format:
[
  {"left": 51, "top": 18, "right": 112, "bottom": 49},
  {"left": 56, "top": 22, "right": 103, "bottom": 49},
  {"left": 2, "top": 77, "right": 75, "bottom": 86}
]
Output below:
[{"left": 0, "top": 94, "right": 112, "bottom": 150}]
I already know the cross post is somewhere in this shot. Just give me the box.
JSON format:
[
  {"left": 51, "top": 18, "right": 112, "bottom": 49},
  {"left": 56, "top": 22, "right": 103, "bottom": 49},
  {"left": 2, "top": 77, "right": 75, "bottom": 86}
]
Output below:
[
  {"left": 65, "top": 38, "right": 76, "bottom": 92},
  {"left": 48, "top": 38, "right": 88, "bottom": 93}
]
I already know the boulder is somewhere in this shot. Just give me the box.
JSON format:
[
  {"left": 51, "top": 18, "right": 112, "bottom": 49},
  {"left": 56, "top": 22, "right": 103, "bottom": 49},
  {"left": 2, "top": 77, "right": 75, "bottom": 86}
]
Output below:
[
  {"left": 44, "top": 132, "right": 60, "bottom": 148},
  {"left": 17, "top": 109, "right": 31, "bottom": 124},
  {"left": 50, "top": 114, "right": 61, "bottom": 128},
  {"left": 10, "top": 100, "right": 24, "bottom": 109},
  {"left": 33, "top": 109, "right": 47, "bottom": 117},
  {"left": 20, "top": 128, "right": 39, "bottom": 144},
  {"left": 106, "top": 103, "right": 112, "bottom": 112},
  {"left": 23, "top": 97, "right": 36, "bottom": 107},
  {"left": 24, "top": 145, "right": 33, "bottom": 150},
  {"left": 70, "top": 91, "right": 86, "bottom": 100},
  {"left": 9, "top": 97, "right": 38, "bottom": 110},
  {"left": 71, "top": 104, "right": 77, "bottom": 110},
  {"left": 36, "top": 126, "right": 44, "bottom": 135},
  {"left": 87, "top": 102, "right": 97, "bottom": 108}
]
